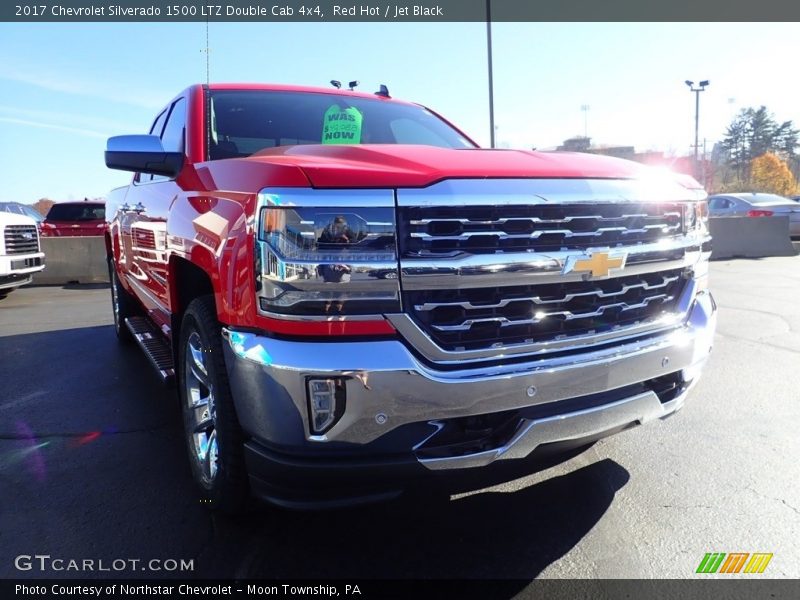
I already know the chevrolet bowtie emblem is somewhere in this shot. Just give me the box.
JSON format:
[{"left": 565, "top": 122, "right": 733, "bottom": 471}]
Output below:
[{"left": 563, "top": 252, "right": 627, "bottom": 278}]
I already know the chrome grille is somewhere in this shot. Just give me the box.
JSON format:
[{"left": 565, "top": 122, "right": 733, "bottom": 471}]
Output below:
[
  {"left": 406, "top": 270, "right": 688, "bottom": 352},
  {"left": 3, "top": 225, "right": 39, "bottom": 255},
  {"left": 399, "top": 203, "right": 684, "bottom": 256}
]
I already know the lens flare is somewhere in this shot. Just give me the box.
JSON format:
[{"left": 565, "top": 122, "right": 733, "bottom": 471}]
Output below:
[
  {"left": 72, "top": 431, "right": 102, "bottom": 446},
  {"left": 9, "top": 422, "right": 48, "bottom": 482}
]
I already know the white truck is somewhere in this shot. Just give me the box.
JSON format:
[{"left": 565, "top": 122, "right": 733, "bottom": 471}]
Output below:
[{"left": 0, "top": 212, "right": 45, "bottom": 297}]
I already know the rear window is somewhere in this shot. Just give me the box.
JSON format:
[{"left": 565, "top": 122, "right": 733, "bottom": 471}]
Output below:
[
  {"left": 46, "top": 203, "right": 105, "bottom": 221},
  {"left": 208, "top": 90, "right": 475, "bottom": 160},
  {"left": 744, "top": 194, "right": 793, "bottom": 205}
]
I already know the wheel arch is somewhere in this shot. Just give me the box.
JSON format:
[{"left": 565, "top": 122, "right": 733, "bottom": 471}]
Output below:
[{"left": 169, "top": 255, "right": 216, "bottom": 360}]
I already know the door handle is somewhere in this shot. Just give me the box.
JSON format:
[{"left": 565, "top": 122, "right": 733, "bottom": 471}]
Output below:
[{"left": 119, "top": 202, "right": 146, "bottom": 214}]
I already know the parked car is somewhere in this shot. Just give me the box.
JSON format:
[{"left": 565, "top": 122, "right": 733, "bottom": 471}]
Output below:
[
  {"left": 708, "top": 193, "right": 800, "bottom": 237},
  {"left": 0, "top": 202, "right": 44, "bottom": 224},
  {"left": 40, "top": 200, "right": 106, "bottom": 237},
  {"left": 104, "top": 82, "right": 716, "bottom": 512},
  {"left": 0, "top": 212, "right": 45, "bottom": 297}
]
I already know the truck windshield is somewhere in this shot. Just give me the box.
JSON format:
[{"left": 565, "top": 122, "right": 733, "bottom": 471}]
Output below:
[{"left": 208, "top": 90, "right": 476, "bottom": 160}]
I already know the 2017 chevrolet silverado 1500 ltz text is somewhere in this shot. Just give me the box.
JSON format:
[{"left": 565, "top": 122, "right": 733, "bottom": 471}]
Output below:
[{"left": 104, "top": 83, "right": 715, "bottom": 512}]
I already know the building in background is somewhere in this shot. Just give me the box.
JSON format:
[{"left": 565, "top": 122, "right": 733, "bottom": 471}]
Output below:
[{"left": 555, "top": 137, "right": 713, "bottom": 185}]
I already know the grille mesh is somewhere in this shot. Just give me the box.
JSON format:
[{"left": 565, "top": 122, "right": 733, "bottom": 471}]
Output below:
[{"left": 3, "top": 225, "right": 39, "bottom": 255}]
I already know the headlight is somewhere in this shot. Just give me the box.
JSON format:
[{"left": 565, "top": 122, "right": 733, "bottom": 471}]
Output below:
[
  {"left": 683, "top": 200, "right": 709, "bottom": 235},
  {"left": 256, "top": 189, "right": 400, "bottom": 317}
]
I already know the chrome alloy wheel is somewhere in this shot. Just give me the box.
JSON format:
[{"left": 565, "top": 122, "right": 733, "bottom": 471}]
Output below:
[{"left": 184, "top": 331, "right": 218, "bottom": 486}]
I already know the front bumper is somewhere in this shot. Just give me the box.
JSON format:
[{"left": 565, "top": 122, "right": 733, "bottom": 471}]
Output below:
[
  {"left": 222, "top": 290, "right": 716, "bottom": 505},
  {"left": 0, "top": 252, "right": 45, "bottom": 290}
]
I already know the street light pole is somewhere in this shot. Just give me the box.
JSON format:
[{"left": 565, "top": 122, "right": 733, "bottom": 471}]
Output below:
[
  {"left": 581, "top": 104, "right": 590, "bottom": 139},
  {"left": 685, "top": 80, "right": 709, "bottom": 180},
  {"left": 486, "top": 0, "right": 495, "bottom": 149}
]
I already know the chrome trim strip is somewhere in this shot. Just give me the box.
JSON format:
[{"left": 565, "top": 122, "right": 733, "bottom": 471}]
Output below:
[
  {"left": 409, "top": 224, "right": 680, "bottom": 241},
  {"left": 385, "top": 278, "right": 698, "bottom": 363},
  {"left": 396, "top": 178, "right": 707, "bottom": 207},
  {"left": 414, "top": 274, "right": 680, "bottom": 312},
  {"left": 431, "top": 294, "right": 674, "bottom": 332},
  {"left": 409, "top": 212, "right": 681, "bottom": 225},
  {"left": 399, "top": 236, "right": 706, "bottom": 290},
  {"left": 388, "top": 312, "right": 682, "bottom": 363}
]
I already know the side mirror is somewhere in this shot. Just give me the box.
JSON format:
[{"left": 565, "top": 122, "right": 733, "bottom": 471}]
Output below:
[{"left": 105, "top": 135, "right": 184, "bottom": 178}]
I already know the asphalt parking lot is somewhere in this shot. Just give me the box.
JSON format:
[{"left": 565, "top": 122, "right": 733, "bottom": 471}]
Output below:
[{"left": 1, "top": 257, "right": 799, "bottom": 582}]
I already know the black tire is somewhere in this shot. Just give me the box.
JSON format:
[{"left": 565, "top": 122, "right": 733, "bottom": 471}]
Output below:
[
  {"left": 108, "top": 260, "right": 136, "bottom": 343},
  {"left": 178, "top": 295, "right": 249, "bottom": 513}
]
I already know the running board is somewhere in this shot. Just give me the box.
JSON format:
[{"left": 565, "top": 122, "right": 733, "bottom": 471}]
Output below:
[{"left": 125, "top": 317, "right": 175, "bottom": 386}]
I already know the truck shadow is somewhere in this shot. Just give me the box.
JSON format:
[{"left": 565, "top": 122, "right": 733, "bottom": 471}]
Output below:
[
  {"left": 207, "top": 458, "right": 630, "bottom": 584},
  {"left": 2, "top": 323, "right": 628, "bottom": 586}
]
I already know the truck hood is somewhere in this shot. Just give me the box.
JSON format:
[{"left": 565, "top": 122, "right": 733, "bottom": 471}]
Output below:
[
  {"left": 0, "top": 212, "right": 38, "bottom": 227},
  {"left": 246, "top": 144, "right": 648, "bottom": 188}
]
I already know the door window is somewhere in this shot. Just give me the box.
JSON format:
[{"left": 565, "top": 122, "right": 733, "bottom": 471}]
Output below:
[
  {"left": 151, "top": 98, "right": 186, "bottom": 183},
  {"left": 137, "top": 109, "right": 169, "bottom": 184}
]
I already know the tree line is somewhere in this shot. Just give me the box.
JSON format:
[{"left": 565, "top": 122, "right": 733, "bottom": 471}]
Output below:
[{"left": 715, "top": 106, "right": 799, "bottom": 196}]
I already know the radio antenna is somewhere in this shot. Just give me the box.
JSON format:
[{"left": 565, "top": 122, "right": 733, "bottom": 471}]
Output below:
[{"left": 204, "top": 19, "right": 210, "bottom": 86}]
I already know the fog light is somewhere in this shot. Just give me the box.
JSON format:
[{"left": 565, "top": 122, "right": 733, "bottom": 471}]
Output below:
[{"left": 307, "top": 378, "right": 345, "bottom": 434}]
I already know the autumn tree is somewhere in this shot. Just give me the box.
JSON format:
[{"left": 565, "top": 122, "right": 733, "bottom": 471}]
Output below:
[
  {"left": 719, "top": 107, "right": 800, "bottom": 186},
  {"left": 750, "top": 152, "right": 799, "bottom": 196},
  {"left": 31, "top": 198, "right": 55, "bottom": 216}
]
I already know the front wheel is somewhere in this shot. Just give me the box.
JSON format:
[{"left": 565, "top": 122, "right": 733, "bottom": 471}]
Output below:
[{"left": 178, "top": 295, "right": 249, "bottom": 513}]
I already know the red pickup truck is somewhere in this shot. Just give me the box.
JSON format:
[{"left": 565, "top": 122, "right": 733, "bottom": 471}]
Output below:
[{"left": 105, "top": 83, "right": 716, "bottom": 512}]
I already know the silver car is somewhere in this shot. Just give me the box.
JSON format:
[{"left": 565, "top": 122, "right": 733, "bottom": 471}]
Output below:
[{"left": 708, "top": 193, "right": 800, "bottom": 237}]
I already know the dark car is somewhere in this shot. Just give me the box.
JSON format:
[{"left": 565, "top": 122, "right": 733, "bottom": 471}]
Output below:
[
  {"left": 41, "top": 201, "right": 106, "bottom": 237},
  {"left": 0, "top": 202, "right": 44, "bottom": 224}
]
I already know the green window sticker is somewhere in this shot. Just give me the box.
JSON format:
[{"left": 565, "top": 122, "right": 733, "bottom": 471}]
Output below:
[{"left": 322, "top": 105, "right": 363, "bottom": 145}]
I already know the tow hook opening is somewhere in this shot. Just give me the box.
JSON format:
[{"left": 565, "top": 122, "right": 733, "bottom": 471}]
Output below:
[
  {"left": 414, "top": 372, "right": 691, "bottom": 460},
  {"left": 414, "top": 409, "right": 522, "bottom": 460},
  {"left": 647, "top": 371, "right": 687, "bottom": 404}
]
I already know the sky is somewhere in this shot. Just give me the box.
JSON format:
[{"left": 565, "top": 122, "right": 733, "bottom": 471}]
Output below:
[{"left": 0, "top": 21, "right": 798, "bottom": 203}]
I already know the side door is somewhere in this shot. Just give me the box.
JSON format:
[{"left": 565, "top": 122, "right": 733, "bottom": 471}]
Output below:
[
  {"left": 121, "top": 98, "right": 187, "bottom": 334},
  {"left": 117, "top": 108, "right": 167, "bottom": 285}
]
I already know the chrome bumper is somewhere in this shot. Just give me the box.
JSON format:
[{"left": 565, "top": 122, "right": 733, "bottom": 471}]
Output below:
[{"left": 222, "top": 290, "right": 715, "bottom": 470}]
